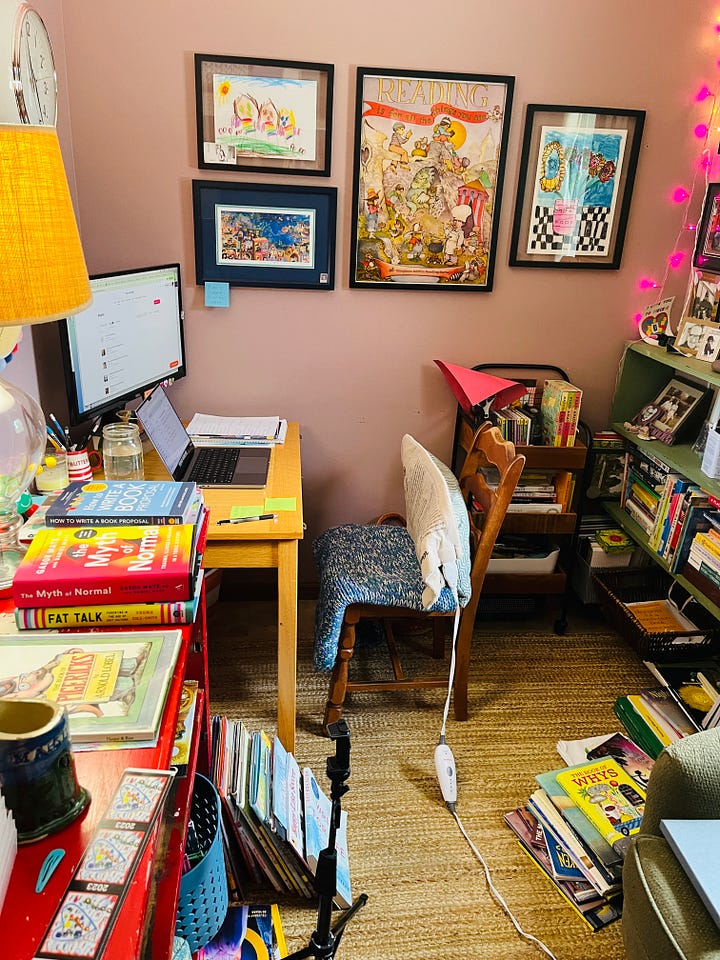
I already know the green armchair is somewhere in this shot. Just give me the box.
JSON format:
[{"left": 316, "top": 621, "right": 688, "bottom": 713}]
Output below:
[{"left": 622, "top": 727, "right": 720, "bottom": 959}]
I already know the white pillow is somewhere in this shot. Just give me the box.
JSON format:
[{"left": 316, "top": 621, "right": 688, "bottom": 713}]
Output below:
[{"left": 401, "top": 434, "right": 463, "bottom": 608}]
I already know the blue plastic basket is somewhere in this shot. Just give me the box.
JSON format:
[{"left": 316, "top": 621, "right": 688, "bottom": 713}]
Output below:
[{"left": 175, "top": 773, "right": 228, "bottom": 953}]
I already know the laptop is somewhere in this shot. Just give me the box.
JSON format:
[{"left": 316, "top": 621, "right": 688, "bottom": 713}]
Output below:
[{"left": 136, "top": 385, "right": 270, "bottom": 488}]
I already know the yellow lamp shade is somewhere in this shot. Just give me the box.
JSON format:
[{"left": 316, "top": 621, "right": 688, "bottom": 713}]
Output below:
[{"left": 0, "top": 124, "right": 91, "bottom": 325}]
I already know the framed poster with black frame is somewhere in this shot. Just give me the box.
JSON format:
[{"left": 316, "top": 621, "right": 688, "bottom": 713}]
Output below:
[
  {"left": 192, "top": 180, "right": 337, "bottom": 290},
  {"left": 694, "top": 183, "right": 720, "bottom": 273},
  {"left": 509, "top": 104, "right": 645, "bottom": 269},
  {"left": 349, "top": 66, "right": 514, "bottom": 291},
  {"left": 194, "top": 54, "right": 333, "bottom": 176}
]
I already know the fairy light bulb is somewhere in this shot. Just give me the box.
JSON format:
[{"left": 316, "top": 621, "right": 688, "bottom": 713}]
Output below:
[
  {"left": 669, "top": 251, "right": 685, "bottom": 268},
  {"left": 695, "top": 123, "right": 710, "bottom": 138},
  {"left": 696, "top": 85, "right": 713, "bottom": 101},
  {"left": 639, "top": 278, "right": 660, "bottom": 290},
  {"left": 672, "top": 187, "right": 690, "bottom": 202}
]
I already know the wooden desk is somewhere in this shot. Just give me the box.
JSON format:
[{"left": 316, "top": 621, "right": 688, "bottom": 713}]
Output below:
[{"left": 144, "top": 422, "right": 304, "bottom": 753}]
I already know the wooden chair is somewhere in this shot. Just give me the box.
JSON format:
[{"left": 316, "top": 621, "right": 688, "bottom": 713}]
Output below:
[{"left": 313, "top": 423, "right": 525, "bottom": 733}]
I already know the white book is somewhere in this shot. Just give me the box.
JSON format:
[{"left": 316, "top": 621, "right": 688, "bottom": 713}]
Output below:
[
  {"left": 661, "top": 819, "right": 720, "bottom": 928},
  {"left": 302, "top": 767, "right": 352, "bottom": 908}
]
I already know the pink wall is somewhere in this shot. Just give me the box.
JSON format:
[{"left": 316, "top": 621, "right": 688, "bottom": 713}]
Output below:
[{"left": 51, "top": 0, "right": 716, "bottom": 576}]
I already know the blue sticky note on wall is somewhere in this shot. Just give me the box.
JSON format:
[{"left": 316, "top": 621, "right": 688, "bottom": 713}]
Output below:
[{"left": 205, "top": 282, "right": 230, "bottom": 308}]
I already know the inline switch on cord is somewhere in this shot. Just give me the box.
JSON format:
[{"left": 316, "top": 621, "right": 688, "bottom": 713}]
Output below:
[{"left": 434, "top": 740, "right": 457, "bottom": 808}]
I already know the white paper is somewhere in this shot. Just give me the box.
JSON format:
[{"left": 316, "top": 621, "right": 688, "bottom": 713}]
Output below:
[{"left": 186, "top": 413, "right": 280, "bottom": 440}]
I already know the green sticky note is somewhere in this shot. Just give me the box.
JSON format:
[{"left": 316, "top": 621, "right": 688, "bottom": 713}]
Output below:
[
  {"left": 265, "top": 497, "right": 296, "bottom": 511},
  {"left": 230, "top": 504, "right": 265, "bottom": 519}
]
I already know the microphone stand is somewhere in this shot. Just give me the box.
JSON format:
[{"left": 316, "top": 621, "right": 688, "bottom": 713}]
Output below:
[{"left": 286, "top": 720, "right": 368, "bottom": 960}]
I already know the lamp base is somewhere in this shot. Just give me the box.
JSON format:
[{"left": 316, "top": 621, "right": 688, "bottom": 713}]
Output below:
[{"left": 0, "top": 511, "right": 26, "bottom": 595}]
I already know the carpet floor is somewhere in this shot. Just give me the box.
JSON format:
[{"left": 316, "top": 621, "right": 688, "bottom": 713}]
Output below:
[{"left": 206, "top": 597, "right": 649, "bottom": 959}]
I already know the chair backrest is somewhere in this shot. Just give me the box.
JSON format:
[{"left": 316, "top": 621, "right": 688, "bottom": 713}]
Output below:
[{"left": 457, "top": 422, "right": 526, "bottom": 601}]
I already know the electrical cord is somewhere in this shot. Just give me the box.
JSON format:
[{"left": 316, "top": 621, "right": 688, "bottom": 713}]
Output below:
[{"left": 436, "top": 583, "right": 559, "bottom": 960}]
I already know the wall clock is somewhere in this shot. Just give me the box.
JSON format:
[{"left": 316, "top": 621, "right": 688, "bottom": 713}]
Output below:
[{"left": 0, "top": 2, "right": 57, "bottom": 125}]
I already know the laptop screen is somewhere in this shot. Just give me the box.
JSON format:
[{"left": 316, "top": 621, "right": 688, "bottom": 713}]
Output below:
[{"left": 136, "top": 385, "right": 193, "bottom": 477}]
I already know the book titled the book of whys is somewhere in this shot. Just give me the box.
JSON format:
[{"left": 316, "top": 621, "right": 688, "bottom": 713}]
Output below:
[
  {"left": 0, "top": 630, "right": 182, "bottom": 743},
  {"left": 555, "top": 757, "right": 646, "bottom": 857}
]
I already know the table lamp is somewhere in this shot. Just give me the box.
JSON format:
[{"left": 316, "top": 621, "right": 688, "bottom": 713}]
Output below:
[{"left": 0, "top": 124, "right": 91, "bottom": 592}]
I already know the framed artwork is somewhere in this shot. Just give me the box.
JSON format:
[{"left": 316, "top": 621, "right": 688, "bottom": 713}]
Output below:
[
  {"left": 674, "top": 316, "right": 720, "bottom": 358},
  {"left": 349, "top": 66, "right": 514, "bottom": 291},
  {"left": 509, "top": 104, "right": 645, "bottom": 269},
  {"left": 631, "top": 378, "right": 708, "bottom": 445},
  {"left": 694, "top": 183, "right": 720, "bottom": 272},
  {"left": 194, "top": 54, "right": 333, "bottom": 176},
  {"left": 192, "top": 180, "right": 337, "bottom": 290}
]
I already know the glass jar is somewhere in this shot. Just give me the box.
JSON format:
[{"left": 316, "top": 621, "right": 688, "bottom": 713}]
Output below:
[{"left": 102, "top": 422, "right": 144, "bottom": 481}]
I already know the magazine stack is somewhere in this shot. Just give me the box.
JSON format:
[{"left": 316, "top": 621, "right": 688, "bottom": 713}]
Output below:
[{"left": 12, "top": 480, "right": 208, "bottom": 630}]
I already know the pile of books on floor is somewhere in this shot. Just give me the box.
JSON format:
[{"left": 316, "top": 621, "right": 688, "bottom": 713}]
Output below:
[
  {"left": 506, "top": 730, "right": 652, "bottom": 931},
  {"left": 539, "top": 379, "right": 583, "bottom": 447},
  {"left": 211, "top": 716, "right": 352, "bottom": 906},
  {"left": 12, "top": 479, "right": 208, "bottom": 629}
]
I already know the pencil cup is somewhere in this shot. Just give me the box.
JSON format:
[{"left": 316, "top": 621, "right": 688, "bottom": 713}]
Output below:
[
  {"left": 0, "top": 699, "right": 90, "bottom": 843},
  {"left": 66, "top": 447, "right": 100, "bottom": 483},
  {"left": 35, "top": 447, "right": 69, "bottom": 494}
]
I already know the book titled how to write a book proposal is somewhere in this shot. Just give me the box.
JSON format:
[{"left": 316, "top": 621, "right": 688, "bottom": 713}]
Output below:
[
  {"left": 0, "top": 630, "right": 182, "bottom": 743},
  {"left": 13, "top": 523, "right": 200, "bottom": 608},
  {"left": 45, "top": 479, "right": 201, "bottom": 526}
]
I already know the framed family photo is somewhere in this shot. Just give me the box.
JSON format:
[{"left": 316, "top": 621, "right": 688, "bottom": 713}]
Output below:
[
  {"left": 191, "top": 180, "right": 337, "bottom": 290},
  {"left": 632, "top": 378, "right": 708, "bottom": 444},
  {"left": 694, "top": 183, "right": 720, "bottom": 273},
  {"left": 349, "top": 66, "right": 514, "bottom": 291},
  {"left": 510, "top": 104, "right": 645, "bottom": 269},
  {"left": 194, "top": 54, "right": 333, "bottom": 176}
]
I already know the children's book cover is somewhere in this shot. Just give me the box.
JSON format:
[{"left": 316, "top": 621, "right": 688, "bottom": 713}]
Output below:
[
  {"left": 0, "top": 629, "right": 182, "bottom": 742},
  {"left": 585, "top": 731, "right": 655, "bottom": 790},
  {"left": 302, "top": 767, "right": 352, "bottom": 909},
  {"left": 13, "top": 523, "right": 196, "bottom": 607},
  {"left": 556, "top": 758, "right": 646, "bottom": 856},
  {"left": 45, "top": 479, "right": 200, "bottom": 526},
  {"left": 197, "top": 904, "right": 287, "bottom": 959}
]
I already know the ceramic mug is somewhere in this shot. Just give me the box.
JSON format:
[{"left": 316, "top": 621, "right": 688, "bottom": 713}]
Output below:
[
  {"left": 66, "top": 447, "right": 102, "bottom": 483},
  {"left": 0, "top": 699, "right": 90, "bottom": 843}
]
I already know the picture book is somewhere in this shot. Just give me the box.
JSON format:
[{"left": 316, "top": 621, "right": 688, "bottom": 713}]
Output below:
[
  {"left": 584, "top": 731, "right": 655, "bottom": 790},
  {"left": 0, "top": 629, "right": 182, "bottom": 742},
  {"left": 613, "top": 695, "right": 665, "bottom": 760},
  {"left": 45, "top": 479, "right": 201, "bottom": 526},
  {"left": 197, "top": 904, "right": 287, "bottom": 960},
  {"left": 643, "top": 658, "right": 720, "bottom": 730},
  {"left": 639, "top": 687, "right": 697, "bottom": 739},
  {"left": 13, "top": 523, "right": 198, "bottom": 608},
  {"left": 171, "top": 680, "right": 199, "bottom": 776},
  {"left": 504, "top": 808, "right": 622, "bottom": 932},
  {"left": 555, "top": 758, "right": 646, "bottom": 857},
  {"left": 660, "top": 820, "right": 720, "bottom": 930},
  {"left": 303, "top": 766, "right": 352, "bottom": 909},
  {"left": 14, "top": 568, "right": 204, "bottom": 629}
]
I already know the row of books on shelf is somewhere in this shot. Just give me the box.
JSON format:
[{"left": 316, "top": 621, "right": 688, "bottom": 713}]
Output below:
[
  {"left": 479, "top": 468, "right": 575, "bottom": 514},
  {"left": 13, "top": 479, "right": 209, "bottom": 628},
  {"left": 539, "top": 379, "right": 583, "bottom": 448},
  {"left": 210, "top": 716, "right": 352, "bottom": 908}
]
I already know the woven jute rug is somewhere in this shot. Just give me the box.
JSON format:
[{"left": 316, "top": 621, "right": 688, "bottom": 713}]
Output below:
[{"left": 207, "top": 598, "right": 647, "bottom": 959}]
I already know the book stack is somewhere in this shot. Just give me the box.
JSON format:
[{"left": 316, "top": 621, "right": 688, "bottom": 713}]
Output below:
[
  {"left": 539, "top": 379, "right": 583, "bottom": 447},
  {"left": 643, "top": 656, "right": 720, "bottom": 732},
  {"left": 211, "top": 716, "right": 352, "bottom": 907},
  {"left": 12, "top": 480, "right": 208, "bottom": 630},
  {"left": 481, "top": 467, "right": 573, "bottom": 515},
  {"left": 506, "top": 731, "right": 654, "bottom": 930}
]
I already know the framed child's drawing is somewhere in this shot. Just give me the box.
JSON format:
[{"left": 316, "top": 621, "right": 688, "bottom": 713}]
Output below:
[
  {"left": 349, "top": 67, "right": 514, "bottom": 291},
  {"left": 194, "top": 55, "right": 333, "bottom": 176},
  {"left": 192, "top": 180, "right": 337, "bottom": 290},
  {"left": 510, "top": 104, "right": 645, "bottom": 269}
]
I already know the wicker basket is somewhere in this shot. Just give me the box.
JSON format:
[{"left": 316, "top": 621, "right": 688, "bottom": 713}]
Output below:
[
  {"left": 175, "top": 774, "right": 228, "bottom": 953},
  {"left": 592, "top": 565, "right": 720, "bottom": 660}
]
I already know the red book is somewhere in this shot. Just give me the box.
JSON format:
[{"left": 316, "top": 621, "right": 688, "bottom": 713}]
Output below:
[{"left": 13, "top": 523, "right": 198, "bottom": 608}]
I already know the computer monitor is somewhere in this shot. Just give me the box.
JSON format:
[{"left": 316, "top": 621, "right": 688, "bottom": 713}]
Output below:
[{"left": 58, "top": 263, "right": 187, "bottom": 427}]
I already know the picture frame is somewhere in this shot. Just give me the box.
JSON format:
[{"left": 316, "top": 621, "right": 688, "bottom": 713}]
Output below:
[
  {"left": 509, "top": 104, "right": 645, "bottom": 269},
  {"left": 631, "top": 378, "right": 708, "bottom": 445},
  {"left": 192, "top": 180, "right": 337, "bottom": 290},
  {"left": 194, "top": 54, "right": 333, "bottom": 176},
  {"left": 674, "top": 316, "right": 720, "bottom": 358},
  {"left": 694, "top": 183, "right": 720, "bottom": 272},
  {"left": 349, "top": 66, "right": 514, "bottom": 291}
]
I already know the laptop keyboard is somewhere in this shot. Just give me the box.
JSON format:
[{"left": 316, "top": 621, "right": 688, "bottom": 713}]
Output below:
[{"left": 191, "top": 447, "right": 239, "bottom": 484}]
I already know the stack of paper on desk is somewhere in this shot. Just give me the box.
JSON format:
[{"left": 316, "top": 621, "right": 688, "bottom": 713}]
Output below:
[{"left": 187, "top": 414, "right": 288, "bottom": 447}]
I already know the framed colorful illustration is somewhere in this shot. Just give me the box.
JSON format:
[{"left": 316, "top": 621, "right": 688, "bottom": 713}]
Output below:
[
  {"left": 694, "top": 183, "right": 720, "bottom": 273},
  {"left": 509, "top": 104, "right": 645, "bottom": 269},
  {"left": 349, "top": 67, "right": 514, "bottom": 291},
  {"left": 192, "top": 180, "right": 337, "bottom": 290},
  {"left": 194, "top": 54, "right": 333, "bottom": 176}
]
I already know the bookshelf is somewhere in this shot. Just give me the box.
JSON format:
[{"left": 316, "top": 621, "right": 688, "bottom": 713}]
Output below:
[
  {"left": 609, "top": 339, "right": 720, "bottom": 620},
  {"left": 452, "top": 406, "right": 588, "bottom": 633},
  {"left": 0, "top": 594, "right": 210, "bottom": 960}
]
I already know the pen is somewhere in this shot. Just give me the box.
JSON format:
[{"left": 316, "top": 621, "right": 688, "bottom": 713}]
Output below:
[
  {"left": 49, "top": 414, "right": 71, "bottom": 448},
  {"left": 46, "top": 425, "right": 66, "bottom": 451},
  {"left": 217, "top": 513, "right": 278, "bottom": 525}
]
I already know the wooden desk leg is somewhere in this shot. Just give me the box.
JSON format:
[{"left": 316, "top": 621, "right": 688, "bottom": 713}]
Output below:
[{"left": 277, "top": 539, "right": 298, "bottom": 753}]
